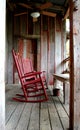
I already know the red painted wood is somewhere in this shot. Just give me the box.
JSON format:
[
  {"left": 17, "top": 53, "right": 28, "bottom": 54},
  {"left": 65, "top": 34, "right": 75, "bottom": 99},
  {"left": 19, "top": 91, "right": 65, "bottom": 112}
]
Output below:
[
  {"left": 18, "top": 39, "right": 24, "bottom": 56},
  {"left": 12, "top": 49, "right": 48, "bottom": 102}
]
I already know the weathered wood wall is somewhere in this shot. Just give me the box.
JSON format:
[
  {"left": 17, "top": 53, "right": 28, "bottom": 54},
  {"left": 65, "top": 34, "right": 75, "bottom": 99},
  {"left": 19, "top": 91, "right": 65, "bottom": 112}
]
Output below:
[
  {"left": 40, "top": 16, "right": 66, "bottom": 84},
  {"left": 6, "top": 11, "right": 66, "bottom": 85},
  {"left": 6, "top": 11, "right": 14, "bottom": 84},
  {"left": 72, "top": 0, "right": 80, "bottom": 129}
]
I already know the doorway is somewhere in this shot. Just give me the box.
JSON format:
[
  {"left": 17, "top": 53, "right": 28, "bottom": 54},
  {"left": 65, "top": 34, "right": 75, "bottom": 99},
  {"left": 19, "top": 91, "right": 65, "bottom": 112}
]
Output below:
[{"left": 31, "top": 39, "right": 37, "bottom": 71}]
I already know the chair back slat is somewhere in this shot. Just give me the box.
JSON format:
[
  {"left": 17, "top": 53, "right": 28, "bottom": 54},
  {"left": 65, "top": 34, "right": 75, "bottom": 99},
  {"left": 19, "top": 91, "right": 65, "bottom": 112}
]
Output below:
[
  {"left": 22, "top": 58, "right": 33, "bottom": 74},
  {"left": 12, "top": 49, "right": 24, "bottom": 79}
]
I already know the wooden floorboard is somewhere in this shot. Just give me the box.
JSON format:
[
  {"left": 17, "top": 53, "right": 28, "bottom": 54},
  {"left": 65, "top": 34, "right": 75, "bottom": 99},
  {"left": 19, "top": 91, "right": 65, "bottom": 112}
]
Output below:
[
  {"left": 47, "top": 97, "right": 63, "bottom": 130},
  {"left": 5, "top": 84, "right": 69, "bottom": 130}
]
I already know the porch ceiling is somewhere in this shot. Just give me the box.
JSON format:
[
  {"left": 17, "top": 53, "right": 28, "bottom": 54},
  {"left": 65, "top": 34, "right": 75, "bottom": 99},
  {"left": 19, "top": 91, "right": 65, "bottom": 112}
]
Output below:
[{"left": 7, "top": 0, "right": 69, "bottom": 18}]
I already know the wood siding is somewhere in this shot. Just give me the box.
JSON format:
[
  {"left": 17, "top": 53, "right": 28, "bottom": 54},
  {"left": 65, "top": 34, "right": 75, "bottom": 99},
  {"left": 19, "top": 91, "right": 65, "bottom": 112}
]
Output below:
[
  {"left": 72, "top": 0, "right": 80, "bottom": 129},
  {"left": 6, "top": 11, "right": 66, "bottom": 86}
]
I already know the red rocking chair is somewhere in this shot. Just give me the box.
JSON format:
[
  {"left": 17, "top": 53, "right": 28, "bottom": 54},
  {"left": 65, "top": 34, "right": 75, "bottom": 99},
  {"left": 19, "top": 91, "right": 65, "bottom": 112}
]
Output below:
[{"left": 12, "top": 49, "right": 48, "bottom": 102}]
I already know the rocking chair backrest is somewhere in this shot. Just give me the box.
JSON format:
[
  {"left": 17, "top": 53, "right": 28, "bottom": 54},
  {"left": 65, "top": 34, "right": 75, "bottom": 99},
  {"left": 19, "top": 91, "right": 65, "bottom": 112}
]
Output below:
[
  {"left": 12, "top": 49, "right": 24, "bottom": 79},
  {"left": 22, "top": 58, "right": 33, "bottom": 74},
  {"left": 12, "top": 49, "right": 36, "bottom": 81}
]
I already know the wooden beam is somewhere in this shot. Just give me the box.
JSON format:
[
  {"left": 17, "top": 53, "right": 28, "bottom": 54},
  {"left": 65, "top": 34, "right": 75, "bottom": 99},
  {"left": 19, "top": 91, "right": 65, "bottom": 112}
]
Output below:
[
  {"left": 14, "top": 34, "right": 40, "bottom": 39},
  {"left": 63, "top": 7, "right": 70, "bottom": 20},
  {"left": 63, "top": 1, "right": 78, "bottom": 20}
]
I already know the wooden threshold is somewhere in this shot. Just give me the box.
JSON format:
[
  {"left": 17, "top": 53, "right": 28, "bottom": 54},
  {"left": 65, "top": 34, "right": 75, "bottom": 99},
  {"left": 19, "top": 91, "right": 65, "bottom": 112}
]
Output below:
[{"left": 14, "top": 34, "right": 40, "bottom": 39}]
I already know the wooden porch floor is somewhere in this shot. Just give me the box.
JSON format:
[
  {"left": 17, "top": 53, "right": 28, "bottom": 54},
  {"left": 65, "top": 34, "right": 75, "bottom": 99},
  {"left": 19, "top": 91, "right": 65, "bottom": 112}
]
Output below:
[{"left": 5, "top": 85, "right": 69, "bottom": 130}]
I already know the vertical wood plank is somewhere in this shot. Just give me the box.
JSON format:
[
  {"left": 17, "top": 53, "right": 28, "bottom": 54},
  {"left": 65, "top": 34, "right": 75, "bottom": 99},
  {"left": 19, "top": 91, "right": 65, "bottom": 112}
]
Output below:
[
  {"left": 72, "top": 0, "right": 80, "bottom": 129},
  {"left": 49, "top": 18, "right": 55, "bottom": 84},
  {"left": 69, "top": 0, "right": 74, "bottom": 129},
  {"left": 55, "top": 16, "right": 62, "bottom": 74},
  {"left": 7, "top": 11, "right": 14, "bottom": 84},
  {"left": 47, "top": 17, "right": 50, "bottom": 84},
  {"left": 61, "top": 20, "right": 66, "bottom": 72}
]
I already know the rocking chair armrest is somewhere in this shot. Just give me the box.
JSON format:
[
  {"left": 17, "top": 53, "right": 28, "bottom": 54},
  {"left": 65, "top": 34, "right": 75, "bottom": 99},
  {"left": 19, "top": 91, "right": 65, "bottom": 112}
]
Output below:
[
  {"left": 22, "top": 71, "right": 42, "bottom": 78},
  {"left": 24, "top": 71, "right": 34, "bottom": 76}
]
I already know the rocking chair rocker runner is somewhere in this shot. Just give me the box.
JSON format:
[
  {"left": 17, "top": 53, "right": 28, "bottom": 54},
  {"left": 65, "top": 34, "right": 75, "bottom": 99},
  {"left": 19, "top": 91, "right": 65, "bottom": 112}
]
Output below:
[{"left": 12, "top": 49, "right": 48, "bottom": 102}]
